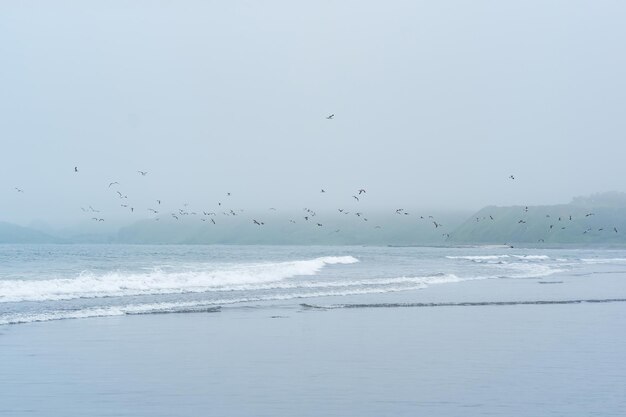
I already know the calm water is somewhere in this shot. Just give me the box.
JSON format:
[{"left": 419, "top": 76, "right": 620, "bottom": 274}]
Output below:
[{"left": 1, "top": 245, "right": 626, "bottom": 416}]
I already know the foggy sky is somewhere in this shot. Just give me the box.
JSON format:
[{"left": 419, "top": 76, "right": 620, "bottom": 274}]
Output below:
[{"left": 1, "top": 1, "right": 626, "bottom": 227}]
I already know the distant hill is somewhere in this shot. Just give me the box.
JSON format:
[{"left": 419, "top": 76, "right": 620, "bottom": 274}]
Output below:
[
  {"left": 0, "top": 221, "right": 62, "bottom": 244},
  {"left": 449, "top": 193, "right": 626, "bottom": 245}
]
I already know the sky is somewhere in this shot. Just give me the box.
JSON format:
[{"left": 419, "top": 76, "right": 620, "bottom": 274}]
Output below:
[{"left": 1, "top": 1, "right": 625, "bottom": 226}]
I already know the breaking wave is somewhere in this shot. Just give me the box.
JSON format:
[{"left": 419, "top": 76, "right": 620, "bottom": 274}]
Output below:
[{"left": 0, "top": 256, "right": 359, "bottom": 303}]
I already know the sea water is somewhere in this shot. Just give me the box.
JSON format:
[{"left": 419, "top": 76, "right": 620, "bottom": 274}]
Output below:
[
  {"left": 0, "top": 244, "right": 606, "bottom": 325},
  {"left": 1, "top": 244, "right": 625, "bottom": 416}
]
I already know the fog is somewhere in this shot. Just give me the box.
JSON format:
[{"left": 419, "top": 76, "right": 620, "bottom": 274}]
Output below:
[{"left": 1, "top": 1, "right": 625, "bottom": 227}]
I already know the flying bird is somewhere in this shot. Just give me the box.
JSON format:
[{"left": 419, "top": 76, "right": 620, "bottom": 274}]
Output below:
[
  {"left": 509, "top": 175, "right": 515, "bottom": 180},
  {"left": 352, "top": 196, "right": 359, "bottom": 202},
  {"left": 14, "top": 187, "right": 24, "bottom": 193},
  {"left": 326, "top": 114, "right": 334, "bottom": 119},
  {"left": 358, "top": 189, "right": 366, "bottom": 195},
  {"left": 74, "top": 166, "right": 78, "bottom": 172},
  {"left": 109, "top": 182, "right": 119, "bottom": 188},
  {"left": 137, "top": 171, "right": 148, "bottom": 176}
]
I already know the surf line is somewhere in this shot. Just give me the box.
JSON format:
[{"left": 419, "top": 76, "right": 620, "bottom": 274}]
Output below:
[{"left": 300, "top": 298, "right": 626, "bottom": 310}]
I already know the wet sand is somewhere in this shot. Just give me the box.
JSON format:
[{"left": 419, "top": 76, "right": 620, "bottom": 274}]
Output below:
[{"left": 2, "top": 271, "right": 626, "bottom": 416}]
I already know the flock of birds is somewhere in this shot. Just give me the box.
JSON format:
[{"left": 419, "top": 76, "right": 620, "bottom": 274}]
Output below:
[
  {"left": 9, "top": 115, "right": 621, "bottom": 243},
  {"left": 11, "top": 166, "right": 454, "bottom": 237}
]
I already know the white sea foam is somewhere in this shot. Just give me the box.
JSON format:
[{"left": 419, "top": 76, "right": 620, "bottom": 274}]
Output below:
[
  {"left": 0, "top": 256, "right": 359, "bottom": 303},
  {"left": 447, "top": 254, "right": 551, "bottom": 261},
  {"left": 581, "top": 258, "right": 626, "bottom": 264},
  {"left": 501, "top": 263, "right": 563, "bottom": 278},
  {"left": 0, "top": 285, "right": 429, "bottom": 325},
  {"left": 446, "top": 255, "right": 510, "bottom": 260}
]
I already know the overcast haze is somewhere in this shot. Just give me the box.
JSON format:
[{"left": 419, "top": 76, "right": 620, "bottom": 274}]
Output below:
[{"left": 1, "top": 1, "right": 625, "bottom": 226}]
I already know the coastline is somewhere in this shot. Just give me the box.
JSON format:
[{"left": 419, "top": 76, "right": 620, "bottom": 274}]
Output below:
[{"left": 2, "top": 268, "right": 625, "bottom": 416}]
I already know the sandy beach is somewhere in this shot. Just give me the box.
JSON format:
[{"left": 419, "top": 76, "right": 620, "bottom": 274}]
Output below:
[{"left": 2, "top": 265, "right": 625, "bottom": 417}]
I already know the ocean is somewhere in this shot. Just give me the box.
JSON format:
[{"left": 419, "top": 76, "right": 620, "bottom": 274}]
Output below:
[{"left": 1, "top": 244, "right": 625, "bottom": 416}]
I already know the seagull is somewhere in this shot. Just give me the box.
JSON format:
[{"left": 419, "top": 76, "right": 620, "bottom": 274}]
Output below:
[
  {"left": 253, "top": 219, "right": 264, "bottom": 226},
  {"left": 433, "top": 221, "right": 441, "bottom": 228},
  {"left": 14, "top": 187, "right": 24, "bottom": 193},
  {"left": 326, "top": 114, "right": 334, "bottom": 119},
  {"left": 358, "top": 189, "right": 366, "bottom": 195},
  {"left": 108, "top": 182, "right": 119, "bottom": 188},
  {"left": 518, "top": 220, "right": 526, "bottom": 224},
  {"left": 614, "top": 227, "right": 618, "bottom": 233},
  {"left": 585, "top": 213, "right": 595, "bottom": 217},
  {"left": 321, "top": 189, "right": 326, "bottom": 193},
  {"left": 137, "top": 171, "right": 148, "bottom": 176},
  {"left": 121, "top": 204, "right": 128, "bottom": 208},
  {"left": 74, "top": 166, "right": 78, "bottom": 173},
  {"left": 211, "top": 218, "right": 215, "bottom": 224},
  {"left": 148, "top": 208, "right": 158, "bottom": 214},
  {"left": 489, "top": 215, "right": 494, "bottom": 220},
  {"left": 509, "top": 175, "right": 515, "bottom": 180},
  {"left": 157, "top": 200, "right": 161, "bottom": 205},
  {"left": 289, "top": 219, "right": 296, "bottom": 224},
  {"left": 352, "top": 196, "right": 359, "bottom": 202},
  {"left": 172, "top": 214, "right": 179, "bottom": 220},
  {"left": 316, "top": 223, "right": 323, "bottom": 227}
]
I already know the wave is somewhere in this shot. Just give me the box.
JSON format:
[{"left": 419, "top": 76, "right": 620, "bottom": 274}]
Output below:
[
  {"left": 301, "top": 298, "right": 626, "bottom": 310},
  {"left": 0, "top": 284, "right": 430, "bottom": 325},
  {"left": 447, "top": 255, "right": 510, "bottom": 260},
  {"left": 0, "top": 256, "right": 359, "bottom": 303},
  {"left": 447, "top": 254, "right": 550, "bottom": 261},
  {"left": 581, "top": 258, "right": 626, "bottom": 264}
]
